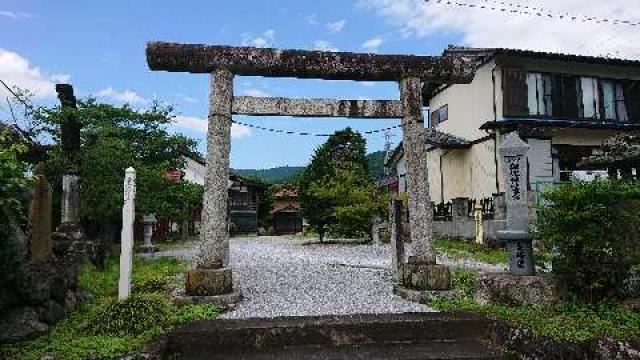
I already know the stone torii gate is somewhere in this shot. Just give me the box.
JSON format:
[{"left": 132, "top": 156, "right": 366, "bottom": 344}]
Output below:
[{"left": 146, "top": 42, "right": 476, "bottom": 300}]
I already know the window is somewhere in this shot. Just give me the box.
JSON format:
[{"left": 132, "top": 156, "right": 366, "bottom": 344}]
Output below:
[
  {"left": 601, "top": 80, "right": 628, "bottom": 122},
  {"left": 527, "top": 73, "right": 553, "bottom": 116},
  {"left": 579, "top": 77, "right": 600, "bottom": 119},
  {"left": 429, "top": 105, "right": 448, "bottom": 127}
]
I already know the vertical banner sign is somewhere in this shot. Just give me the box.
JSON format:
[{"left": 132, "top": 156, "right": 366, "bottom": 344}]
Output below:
[{"left": 118, "top": 167, "right": 136, "bottom": 300}]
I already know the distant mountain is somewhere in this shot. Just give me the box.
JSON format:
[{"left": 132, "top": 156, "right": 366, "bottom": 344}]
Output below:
[
  {"left": 232, "top": 166, "right": 304, "bottom": 184},
  {"left": 234, "top": 151, "right": 388, "bottom": 184}
]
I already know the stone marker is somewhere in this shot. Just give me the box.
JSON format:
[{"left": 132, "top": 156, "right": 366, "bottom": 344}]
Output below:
[
  {"left": 474, "top": 202, "right": 484, "bottom": 245},
  {"left": 118, "top": 167, "right": 136, "bottom": 300},
  {"left": 497, "top": 133, "right": 535, "bottom": 276},
  {"left": 140, "top": 213, "right": 157, "bottom": 253},
  {"left": 30, "top": 166, "right": 52, "bottom": 262}
]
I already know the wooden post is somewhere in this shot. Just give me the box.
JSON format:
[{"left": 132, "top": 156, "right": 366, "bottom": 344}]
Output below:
[{"left": 118, "top": 167, "right": 136, "bottom": 300}]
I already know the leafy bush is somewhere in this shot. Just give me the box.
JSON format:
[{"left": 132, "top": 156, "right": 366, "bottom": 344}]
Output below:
[
  {"left": 87, "top": 294, "right": 172, "bottom": 336},
  {"left": 173, "top": 303, "right": 220, "bottom": 325},
  {"left": 535, "top": 180, "right": 640, "bottom": 302}
]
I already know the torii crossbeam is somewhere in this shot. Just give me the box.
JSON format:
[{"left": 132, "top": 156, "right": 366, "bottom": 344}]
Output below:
[{"left": 145, "top": 42, "right": 476, "bottom": 301}]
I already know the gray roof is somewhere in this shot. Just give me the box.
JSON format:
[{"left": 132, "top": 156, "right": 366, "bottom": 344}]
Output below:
[
  {"left": 443, "top": 45, "right": 640, "bottom": 68},
  {"left": 385, "top": 129, "right": 470, "bottom": 167}
]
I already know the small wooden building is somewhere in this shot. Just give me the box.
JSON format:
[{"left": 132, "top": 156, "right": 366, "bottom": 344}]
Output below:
[
  {"left": 229, "top": 174, "right": 264, "bottom": 235},
  {"left": 271, "top": 187, "right": 303, "bottom": 235}
]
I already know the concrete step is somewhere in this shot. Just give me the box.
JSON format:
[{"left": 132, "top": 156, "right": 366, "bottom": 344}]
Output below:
[
  {"left": 182, "top": 340, "right": 507, "bottom": 360},
  {"left": 160, "top": 313, "right": 507, "bottom": 359}
]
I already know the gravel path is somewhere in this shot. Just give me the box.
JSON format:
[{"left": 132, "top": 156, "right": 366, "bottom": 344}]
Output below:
[{"left": 151, "top": 236, "right": 504, "bottom": 319}]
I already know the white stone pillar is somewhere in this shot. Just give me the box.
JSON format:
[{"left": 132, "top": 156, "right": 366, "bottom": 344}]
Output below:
[
  {"left": 118, "top": 167, "right": 136, "bottom": 300},
  {"left": 399, "top": 76, "right": 435, "bottom": 264}
]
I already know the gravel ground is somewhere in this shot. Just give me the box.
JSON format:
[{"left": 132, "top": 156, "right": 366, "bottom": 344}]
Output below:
[{"left": 150, "top": 236, "right": 504, "bottom": 319}]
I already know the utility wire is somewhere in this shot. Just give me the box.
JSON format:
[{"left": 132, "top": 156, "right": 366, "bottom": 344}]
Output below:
[
  {"left": 429, "top": 0, "right": 640, "bottom": 27},
  {"left": 231, "top": 119, "right": 406, "bottom": 137}
]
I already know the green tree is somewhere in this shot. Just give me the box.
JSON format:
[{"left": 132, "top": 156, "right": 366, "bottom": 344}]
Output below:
[
  {"left": 298, "top": 128, "right": 380, "bottom": 241},
  {"left": 34, "top": 99, "right": 200, "bottom": 240}
]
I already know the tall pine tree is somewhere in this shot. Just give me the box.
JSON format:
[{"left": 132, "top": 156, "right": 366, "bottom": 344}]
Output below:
[{"left": 299, "top": 128, "right": 384, "bottom": 241}]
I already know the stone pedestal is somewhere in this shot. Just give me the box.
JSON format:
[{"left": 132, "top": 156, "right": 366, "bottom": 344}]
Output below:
[
  {"left": 475, "top": 272, "right": 566, "bottom": 306},
  {"left": 402, "top": 259, "right": 451, "bottom": 291},
  {"left": 185, "top": 268, "right": 233, "bottom": 296}
]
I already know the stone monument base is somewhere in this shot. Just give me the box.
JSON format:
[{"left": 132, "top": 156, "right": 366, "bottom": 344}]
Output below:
[
  {"left": 475, "top": 272, "right": 566, "bottom": 306},
  {"left": 393, "top": 285, "right": 461, "bottom": 304},
  {"left": 186, "top": 267, "right": 233, "bottom": 296},
  {"left": 402, "top": 261, "right": 452, "bottom": 291},
  {"left": 172, "top": 287, "right": 242, "bottom": 309}
]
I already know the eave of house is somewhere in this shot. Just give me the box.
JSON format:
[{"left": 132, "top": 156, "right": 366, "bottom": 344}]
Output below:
[{"left": 480, "top": 119, "right": 640, "bottom": 131}]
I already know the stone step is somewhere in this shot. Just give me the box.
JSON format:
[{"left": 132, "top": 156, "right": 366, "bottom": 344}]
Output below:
[
  {"left": 160, "top": 313, "right": 506, "bottom": 359},
  {"left": 194, "top": 340, "right": 507, "bottom": 360}
]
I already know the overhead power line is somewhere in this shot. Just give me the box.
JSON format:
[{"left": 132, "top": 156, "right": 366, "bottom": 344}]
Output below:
[
  {"left": 429, "top": 0, "right": 640, "bottom": 27},
  {"left": 231, "top": 119, "right": 404, "bottom": 137}
]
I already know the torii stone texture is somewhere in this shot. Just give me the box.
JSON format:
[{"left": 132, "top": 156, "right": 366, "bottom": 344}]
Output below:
[
  {"left": 186, "top": 69, "right": 234, "bottom": 297},
  {"left": 232, "top": 97, "right": 403, "bottom": 118},
  {"left": 196, "top": 69, "right": 233, "bottom": 270},
  {"left": 146, "top": 42, "right": 476, "bottom": 83},
  {"left": 399, "top": 77, "right": 435, "bottom": 264},
  {"left": 398, "top": 77, "right": 451, "bottom": 291}
]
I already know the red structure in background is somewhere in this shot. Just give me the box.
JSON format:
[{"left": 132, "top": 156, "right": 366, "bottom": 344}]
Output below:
[
  {"left": 377, "top": 176, "right": 399, "bottom": 193},
  {"left": 271, "top": 187, "right": 303, "bottom": 235}
]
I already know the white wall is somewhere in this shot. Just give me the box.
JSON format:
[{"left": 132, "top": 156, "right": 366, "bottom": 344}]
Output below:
[{"left": 182, "top": 157, "right": 206, "bottom": 186}]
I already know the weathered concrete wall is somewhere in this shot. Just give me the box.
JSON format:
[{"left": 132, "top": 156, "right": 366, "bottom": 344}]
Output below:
[{"left": 430, "top": 60, "right": 497, "bottom": 141}]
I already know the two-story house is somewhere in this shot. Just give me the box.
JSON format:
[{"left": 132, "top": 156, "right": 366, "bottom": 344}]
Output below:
[{"left": 388, "top": 46, "right": 640, "bottom": 203}]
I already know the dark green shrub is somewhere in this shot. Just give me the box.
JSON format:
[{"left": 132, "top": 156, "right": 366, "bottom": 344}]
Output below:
[
  {"left": 86, "top": 294, "right": 172, "bottom": 335},
  {"left": 134, "top": 276, "right": 167, "bottom": 294},
  {"left": 536, "top": 180, "right": 640, "bottom": 302}
]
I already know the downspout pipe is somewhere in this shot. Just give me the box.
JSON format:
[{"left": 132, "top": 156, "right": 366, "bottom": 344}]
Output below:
[{"left": 491, "top": 64, "right": 500, "bottom": 194}]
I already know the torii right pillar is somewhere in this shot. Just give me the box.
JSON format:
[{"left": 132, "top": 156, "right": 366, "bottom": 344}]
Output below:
[{"left": 398, "top": 76, "right": 451, "bottom": 292}]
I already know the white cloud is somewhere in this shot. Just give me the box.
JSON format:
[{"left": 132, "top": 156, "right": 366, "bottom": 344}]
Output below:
[
  {"left": 361, "top": 81, "right": 376, "bottom": 87},
  {"left": 305, "top": 14, "right": 319, "bottom": 25},
  {"left": 313, "top": 40, "right": 339, "bottom": 52},
  {"left": 326, "top": 19, "right": 346, "bottom": 34},
  {"left": 95, "top": 86, "right": 147, "bottom": 104},
  {"left": 241, "top": 88, "right": 271, "bottom": 97},
  {"left": 0, "top": 48, "right": 69, "bottom": 99},
  {"left": 173, "top": 115, "right": 252, "bottom": 139},
  {"left": 361, "top": 37, "right": 384, "bottom": 52},
  {"left": 242, "top": 29, "right": 276, "bottom": 48},
  {"left": 0, "top": 11, "right": 35, "bottom": 20},
  {"left": 358, "top": 0, "right": 640, "bottom": 59}
]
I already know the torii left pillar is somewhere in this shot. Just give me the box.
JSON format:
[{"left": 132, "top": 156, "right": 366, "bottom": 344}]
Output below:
[{"left": 185, "top": 69, "right": 235, "bottom": 296}]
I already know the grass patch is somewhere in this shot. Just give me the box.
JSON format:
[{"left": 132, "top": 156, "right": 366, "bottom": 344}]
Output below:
[
  {"left": 435, "top": 238, "right": 508, "bottom": 265},
  {"left": 432, "top": 270, "right": 640, "bottom": 342},
  {"left": 0, "top": 256, "right": 219, "bottom": 360}
]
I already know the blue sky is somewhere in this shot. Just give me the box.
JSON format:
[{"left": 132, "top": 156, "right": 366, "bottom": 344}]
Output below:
[{"left": 2, "top": 0, "right": 638, "bottom": 168}]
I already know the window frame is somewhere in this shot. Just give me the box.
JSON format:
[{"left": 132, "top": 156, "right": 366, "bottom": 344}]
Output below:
[{"left": 504, "top": 69, "right": 631, "bottom": 123}]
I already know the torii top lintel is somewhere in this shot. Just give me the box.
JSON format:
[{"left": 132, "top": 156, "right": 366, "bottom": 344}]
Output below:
[{"left": 146, "top": 42, "right": 476, "bottom": 84}]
